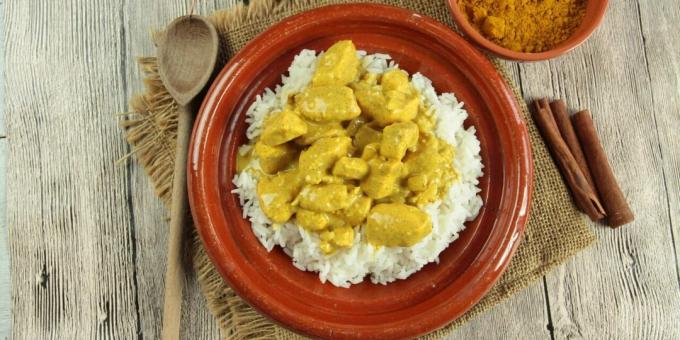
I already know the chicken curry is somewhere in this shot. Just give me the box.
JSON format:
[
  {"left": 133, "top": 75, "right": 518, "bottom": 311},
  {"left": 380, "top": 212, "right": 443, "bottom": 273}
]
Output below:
[{"left": 241, "top": 40, "right": 458, "bottom": 254}]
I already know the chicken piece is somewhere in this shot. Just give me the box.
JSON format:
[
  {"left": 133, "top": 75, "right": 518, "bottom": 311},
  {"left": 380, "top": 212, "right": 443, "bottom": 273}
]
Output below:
[
  {"left": 360, "top": 157, "right": 403, "bottom": 199},
  {"left": 345, "top": 115, "right": 369, "bottom": 136},
  {"left": 295, "top": 85, "right": 361, "bottom": 122},
  {"left": 406, "top": 174, "right": 429, "bottom": 192},
  {"left": 296, "top": 184, "right": 354, "bottom": 213},
  {"left": 312, "top": 40, "right": 360, "bottom": 86},
  {"left": 295, "top": 120, "right": 347, "bottom": 146},
  {"left": 256, "top": 170, "right": 302, "bottom": 223},
  {"left": 296, "top": 209, "right": 330, "bottom": 231},
  {"left": 353, "top": 74, "right": 419, "bottom": 126},
  {"left": 383, "top": 90, "right": 419, "bottom": 124},
  {"left": 360, "top": 143, "right": 380, "bottom": 160},
  {"left": 381, "top": 69, "right": 410, "bottom": 92},
  {"left": 297, "top": 209, "right": 347, "bottom": 232},
  {"left": 261, "top": 109, "right": 308, "bottom": 146},
  {"left": 254, "top": 140, "right": 296, "bottom": 174},
  {"left": 299, "top": 136, "right": 351, "bottom": 184},
  {"left": 236, "top": 148, "right": 253, "bottom": 173},
  {"left": 332, "top": 157, "right": 368, "bottom": 180},
  {"left": 319, "top": 240, "right": 335, "bottom": 254},
  {"left": 365, "top": 203, "right": 432, "bottom": 247},
  {"left": 342, "top": 195, "right": 372, "bottom": 225},
  {"left": 414, "top": 108, "right": 436, "bottom": 135},
  {"left": 318, "top": 225, "right": 355, "bottom": 254},
  {"left": 377, "top": 186, "right": 411, "bottom": 205},
  {"left": 352, "top": 81, "right": 386, "bottom": 121},
  {"left": 330, "top": 226, "right": 355, "bottom": 247},
  {"left": 403, "top": 136, "right": 457, "bottom": 206},
  {"left": 353, "top": 125, "right": 382, "bottom": 151},
  {"left": 409, "top": 185, "right": 439, "bottom": 207},
  {"left": 380, "top": 121, "right": 419, "bottom": 160}
]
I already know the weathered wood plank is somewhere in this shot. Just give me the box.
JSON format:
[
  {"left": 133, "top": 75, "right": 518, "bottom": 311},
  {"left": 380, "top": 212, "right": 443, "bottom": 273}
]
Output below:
[
  {"left": 123, "top": 2, "right": 191, "bottom": 339},
  {"left": 123, "top": 1, "right": 239, "bottom": 339},
  {"left": 6, "top": 0, "right": 680, "bottom": 339},
  {"left": 448, "top": 60, "right": 552, "bottom": 340},
  {"left": 0, "top": 0, "right": 4, "bottom": 138},
  {"left": 6, "top": 0, "right": 139, "bottom": 338},
  {"left": 450, "top": 281, "right": 551, "bottom": 339},
  {"left": 515, "top": 0, "right": 680, "bottom": 338},
  {"left": 0, "top": 139, "right": 10, "bottom": 340},
  {"left": 637, "top": 0, "right": 680, "bottom": 295},
  {"left": 182, "top": 3, "right": 240, "bottom": 338},
  {"left": 1, "top": 3, "right": 9, "bottom": 337}
]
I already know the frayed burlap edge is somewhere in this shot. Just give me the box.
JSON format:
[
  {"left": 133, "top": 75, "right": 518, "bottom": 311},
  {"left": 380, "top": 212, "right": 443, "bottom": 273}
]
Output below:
[
  {"left": 119, "top": 57, "right": 178, "bottom": 206},
  {"left": 119, "top": 1, "right": 596, "bottom": 339}
]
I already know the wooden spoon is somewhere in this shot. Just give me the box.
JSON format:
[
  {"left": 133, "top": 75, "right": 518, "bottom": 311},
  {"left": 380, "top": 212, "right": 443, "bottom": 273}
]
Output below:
[{"left": 157, "top": 15, "right": 219, "bottom": 340}]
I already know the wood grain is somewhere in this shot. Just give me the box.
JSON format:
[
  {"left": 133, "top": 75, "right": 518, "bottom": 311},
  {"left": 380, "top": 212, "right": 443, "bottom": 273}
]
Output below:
[
  {"left": 0, "top": 139, "right": 9, "bottom": 340},
  {"left": 1, "top": 1, "right": 8, "bottom": 336},
  {"left": 4, "top": 0, "right": 680, "bottom": 339},
  {"left": 447, "top": 61, "right": 552, "bottom": 340},
  {"left": 451, "top": 281, "right": 551, "bottom": 339},
  {"left": 122, "top": 1, "right": 238, "bottom": 339},
  {"left": 0, "top": 0, "right": 4, "bottom": 138},
  {"left": 637, "top": 0, "right": 680, "bottom": 297},
  {"left": 6, "top": 0, "right": 140, "bottom": 338},
  {"left": 516, "top": 0, "right": 680, "bottom": 338}
]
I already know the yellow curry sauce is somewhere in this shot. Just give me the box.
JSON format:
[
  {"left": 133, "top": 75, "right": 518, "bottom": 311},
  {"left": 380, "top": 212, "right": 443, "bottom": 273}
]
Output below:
[{"left": 242, "top": 40, "right": 459, "bottom": 254}]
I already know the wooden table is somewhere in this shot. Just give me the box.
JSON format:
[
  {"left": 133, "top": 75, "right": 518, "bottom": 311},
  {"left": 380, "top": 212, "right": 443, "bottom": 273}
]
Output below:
[{"left": 4, "top": 0, "right": 679, "bottom": 338}]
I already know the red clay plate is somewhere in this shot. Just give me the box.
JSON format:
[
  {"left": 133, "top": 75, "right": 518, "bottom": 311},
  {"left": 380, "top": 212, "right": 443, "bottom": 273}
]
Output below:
[{"left": 188, "top": 4, "right": 533, "bottom": 339}]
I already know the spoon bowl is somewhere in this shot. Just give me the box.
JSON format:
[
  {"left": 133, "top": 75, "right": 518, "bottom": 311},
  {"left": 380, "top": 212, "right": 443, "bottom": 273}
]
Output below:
[{"left": 159, "top": 15, "right": 219, "bottom": 105}]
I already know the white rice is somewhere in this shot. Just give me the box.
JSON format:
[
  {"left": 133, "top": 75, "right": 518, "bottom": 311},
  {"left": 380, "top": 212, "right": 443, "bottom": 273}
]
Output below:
[{"left": 232, "top": 50, "right": 484, "bottom": 288}]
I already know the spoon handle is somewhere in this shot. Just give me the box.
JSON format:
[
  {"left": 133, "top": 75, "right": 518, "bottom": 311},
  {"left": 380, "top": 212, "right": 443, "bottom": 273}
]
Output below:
[{"left": 161, "top": 104, "right": 194, "bottom": 340}]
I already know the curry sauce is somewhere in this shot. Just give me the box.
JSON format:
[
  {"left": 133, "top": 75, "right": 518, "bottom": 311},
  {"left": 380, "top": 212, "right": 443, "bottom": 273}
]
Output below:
[{"left": 242, "top": 40, "right": 459, "bottom": 254}]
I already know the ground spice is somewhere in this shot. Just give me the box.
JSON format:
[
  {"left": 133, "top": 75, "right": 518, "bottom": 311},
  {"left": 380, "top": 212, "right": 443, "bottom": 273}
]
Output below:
[{"left": 458, "top": 0, "right": 587, "bottom": 53}]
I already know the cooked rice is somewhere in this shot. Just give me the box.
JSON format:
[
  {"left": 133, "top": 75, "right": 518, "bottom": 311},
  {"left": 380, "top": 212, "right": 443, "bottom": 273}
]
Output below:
[{"left": 232, "top": 50, "right": 483, "bottom": 288}]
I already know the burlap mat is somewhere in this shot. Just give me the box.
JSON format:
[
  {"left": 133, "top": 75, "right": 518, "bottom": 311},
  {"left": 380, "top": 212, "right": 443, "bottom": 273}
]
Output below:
[{"left": 120, "top": 0, "right": 596, "bottom": 338}]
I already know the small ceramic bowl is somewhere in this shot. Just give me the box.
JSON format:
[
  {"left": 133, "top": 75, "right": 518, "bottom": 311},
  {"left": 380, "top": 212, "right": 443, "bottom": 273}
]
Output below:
[
  {"left": 447, "top": 0, "right": 609, "bottom": 61},
  {"left": 189, "top": 4, "right": 533, "bottom": 339}
]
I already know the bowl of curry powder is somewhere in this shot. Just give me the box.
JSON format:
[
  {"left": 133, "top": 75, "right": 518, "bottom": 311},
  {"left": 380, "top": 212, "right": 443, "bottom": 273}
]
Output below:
[{"left": 447, "top": 0, "right": 609, "bottom": 61}]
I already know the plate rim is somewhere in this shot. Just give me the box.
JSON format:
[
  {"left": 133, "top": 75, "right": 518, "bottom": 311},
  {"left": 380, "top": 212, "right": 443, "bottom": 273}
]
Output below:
[{"left": 188, "top": 3, "right": 534, "bottom": 338}]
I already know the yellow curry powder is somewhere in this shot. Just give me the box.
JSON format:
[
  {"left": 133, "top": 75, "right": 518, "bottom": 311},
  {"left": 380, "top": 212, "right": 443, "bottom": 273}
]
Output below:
[{"left": 458, "top": 0, "right": 587, "bottom": 53}]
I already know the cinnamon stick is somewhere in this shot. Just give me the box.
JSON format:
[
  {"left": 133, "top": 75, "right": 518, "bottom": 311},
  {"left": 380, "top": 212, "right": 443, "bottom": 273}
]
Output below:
[
  {"left": 532, "top": 100, "right": 605, "bottom": 221},
  {"left": 550, "top": 99, "right": 596, "bottom": 190},
  {"left": 572, "top": 110, "right": 634, "bottom": 228},
  {"left": 534, "top": 98, "right": 555, "bottom": 127},
  {"left": 534, "top": 98, "right": 589, "bottom": 215}
]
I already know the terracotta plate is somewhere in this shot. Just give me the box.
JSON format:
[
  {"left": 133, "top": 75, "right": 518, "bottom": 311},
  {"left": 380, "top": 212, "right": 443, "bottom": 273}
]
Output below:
[{"left": 188, "top": 4, "right": 533, "bottom": 339}]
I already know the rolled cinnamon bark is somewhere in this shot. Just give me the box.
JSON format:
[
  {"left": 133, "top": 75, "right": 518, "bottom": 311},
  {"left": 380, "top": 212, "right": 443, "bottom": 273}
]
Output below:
[
  {"left": 572, "top": 110, "right": 634, "bottom": 228},
  {"left": 534, "top": 98, "right": 556, "bottom": 128},
  {"left": 550, "top": 99, "right": 596, "bottom": 190},
  {"left": 536, "top": 98, "right": 583, "bottom": 213},
  {"left": 532, "top": 103, "right": 606, "bottom": 221}
]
